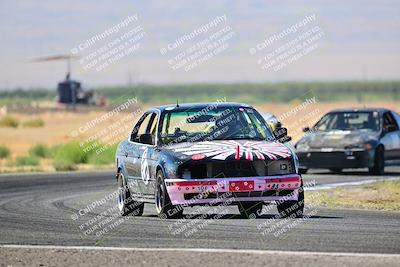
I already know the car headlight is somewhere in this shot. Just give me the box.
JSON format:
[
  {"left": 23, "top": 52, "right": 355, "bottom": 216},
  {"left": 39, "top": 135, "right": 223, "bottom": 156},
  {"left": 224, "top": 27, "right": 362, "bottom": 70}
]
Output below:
[
  {"left": 364, "top": 143, "right": 373, "bottom": 150},
  {"left": 345, "top": 143, "right": 373, "bottom": 150}
]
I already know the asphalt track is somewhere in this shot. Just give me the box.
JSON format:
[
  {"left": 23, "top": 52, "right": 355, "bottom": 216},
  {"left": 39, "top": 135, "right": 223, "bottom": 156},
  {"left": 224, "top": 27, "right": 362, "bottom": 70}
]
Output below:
[{"left": 0, "top": 167, "right": 400, "bottom": 265}]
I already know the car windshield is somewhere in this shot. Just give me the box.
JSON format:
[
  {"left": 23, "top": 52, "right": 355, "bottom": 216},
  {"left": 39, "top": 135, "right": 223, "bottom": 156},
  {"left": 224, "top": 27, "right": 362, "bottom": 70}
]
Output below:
[
  {"left": 315, "top": 111, "right": 380, "bottom": 131},
  {"left": 159, "top": 106, "right": 274, "bottom": 144}
]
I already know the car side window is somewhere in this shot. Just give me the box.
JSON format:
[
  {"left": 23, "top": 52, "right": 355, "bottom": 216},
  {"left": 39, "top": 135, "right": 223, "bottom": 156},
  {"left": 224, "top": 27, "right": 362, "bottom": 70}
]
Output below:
[
  {"left": 130, "top": 113, "right": 152, "bottom": 142},
  {"left": 392, "top": 111, "right": 400, "bottom": 129},
  {"left": 383, "top": 112, "right": 398, "bottom": 131},
  {"left": 148, "top": 113, "right": 159, "bottom": 136}
]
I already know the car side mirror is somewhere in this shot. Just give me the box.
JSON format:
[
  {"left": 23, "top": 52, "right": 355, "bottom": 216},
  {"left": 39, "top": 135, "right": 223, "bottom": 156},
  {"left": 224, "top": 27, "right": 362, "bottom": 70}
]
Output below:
[
  {"left": 302, "top": 127, "right": 310, "bottom": 132},
  {"left": 273, "top": 127, "right": 292, "bottom": 143},
  {"left": 139, "top": 133, "right": 154, "bottom": 145}
]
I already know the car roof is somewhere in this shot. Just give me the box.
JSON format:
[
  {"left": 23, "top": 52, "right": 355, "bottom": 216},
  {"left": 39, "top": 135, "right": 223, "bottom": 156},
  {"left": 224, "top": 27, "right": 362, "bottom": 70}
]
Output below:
[
  {"left": 149, "top": 102, "right": 253, "bottom": 112},
  {"left": 327, "top": 108, "right": 390, "bottom": 114}
]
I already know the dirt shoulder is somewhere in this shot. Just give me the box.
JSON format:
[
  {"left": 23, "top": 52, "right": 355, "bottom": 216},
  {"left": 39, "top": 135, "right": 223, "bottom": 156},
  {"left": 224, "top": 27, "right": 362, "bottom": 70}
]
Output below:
[{"left": 306, "top": 180, "right": 400, "bottom": 211}]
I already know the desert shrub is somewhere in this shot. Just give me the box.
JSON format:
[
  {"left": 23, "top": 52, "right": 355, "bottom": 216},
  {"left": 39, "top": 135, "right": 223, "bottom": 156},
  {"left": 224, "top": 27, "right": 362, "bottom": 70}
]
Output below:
[
  {"left": 15, "top": 155, "right": 39, "bottom": 166},
  {"left": 53, "top": 142, "right": 89, "bottom": 164},
  {"left": 22, "top": 118, "right": 45, "bottom": 128},
  {"left": 29, "top": 144, "right": 51, "bottom": 158},
  {"left": 52, "top": 141, "right": 96, "bottom": 171},
  {"left": 87, "top": 144, "right": 117, "bottom": 165},
  {"left": 52, "top": 159, "right": 77, "bottom": 171},
  {"left": 0, "top": 116, "right": 19, "bottom": 128},
  {"left": 0, "top": 145, "right": 10, "bottom": 159},
  {"left": 50, "top": 141, "right": 118, "bottom": 170}
]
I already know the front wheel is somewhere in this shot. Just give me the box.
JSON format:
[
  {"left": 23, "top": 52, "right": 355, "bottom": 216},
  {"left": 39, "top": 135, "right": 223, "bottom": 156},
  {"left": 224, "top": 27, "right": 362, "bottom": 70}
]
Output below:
[
  {"left": 369, "top": 146, "right": 385, "bottom": 175},
  {"left": 117, "top": 172, "right": 144, "bottom": 216},
  {"left": 277, "top": 186, "right": 304, "bottom": 218},
  {"left": 155, "top": 170, "right": 183, "bottom": 219}
]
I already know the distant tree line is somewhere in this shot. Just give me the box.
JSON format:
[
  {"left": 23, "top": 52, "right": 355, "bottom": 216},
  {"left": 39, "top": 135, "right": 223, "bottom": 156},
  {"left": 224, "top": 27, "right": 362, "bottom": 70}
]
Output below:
[{"left": 1, "top": 81, "right": 400, "bottom": 105}]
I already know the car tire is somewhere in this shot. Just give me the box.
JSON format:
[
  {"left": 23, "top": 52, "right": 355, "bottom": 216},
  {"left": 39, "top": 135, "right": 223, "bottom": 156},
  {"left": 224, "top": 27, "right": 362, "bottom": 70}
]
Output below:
[
  {"left": 155, "top": 170, "right": 183, "bottom": 219},
  {"left": 117, "top": 172, "right": 144, "bottom": 216},
  {"left": 238, "top": 202, "right": 263, "bottom": 219},
  {"left": 369, "top": 146, "right": 385, "bottom": 175},
  {"left": 277, "top": 185, "right": 304, "bottom": 218}
]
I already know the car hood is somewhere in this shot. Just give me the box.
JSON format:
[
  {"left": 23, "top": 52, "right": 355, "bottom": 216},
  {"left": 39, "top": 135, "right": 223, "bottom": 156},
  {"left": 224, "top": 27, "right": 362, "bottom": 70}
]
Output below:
[
  {"left": 161, "top": 140, "right": 293, "bottom": 162},
  {"left": 298, "top": 129, "right": 379, "bottom": 149}
]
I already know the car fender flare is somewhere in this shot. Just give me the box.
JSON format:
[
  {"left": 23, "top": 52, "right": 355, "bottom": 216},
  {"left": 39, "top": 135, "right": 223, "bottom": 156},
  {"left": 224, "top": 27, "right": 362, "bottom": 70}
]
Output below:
[
  {"left": 155, "top": 163, "right": 166, "bottom": 178},
  {"left": 372, "top": 141, "right": 384, "bottom": 154},
  {"left": 116, "top": 164, "right": 128, "bottom": 180}
]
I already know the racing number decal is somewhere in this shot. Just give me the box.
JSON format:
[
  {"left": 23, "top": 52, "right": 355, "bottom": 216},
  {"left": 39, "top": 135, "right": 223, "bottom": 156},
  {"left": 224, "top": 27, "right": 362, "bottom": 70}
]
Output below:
[
  {"left": 141, "top": 147, "right": 150, "bottom": 185},
  {"left": 199, "top": 185, "right": 208, "bottom": 192},
  {"left": 270, "top": 183, "right": 278, "bottom": 189}
]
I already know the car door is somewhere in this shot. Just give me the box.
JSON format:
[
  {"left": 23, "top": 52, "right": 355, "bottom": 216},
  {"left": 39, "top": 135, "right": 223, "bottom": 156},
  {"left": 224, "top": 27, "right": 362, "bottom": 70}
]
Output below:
[
  {"left": 128, "top": 111, "right": 160, "bottom": 196},
  {"left": 125, "top": 112, "right": 153, "bottom": 195},
  {"left": 137, "top": 111, "right": 160, "bottom": 195},
  {"left": 380, "top": 111, "right": 400, "bottom": 159}
]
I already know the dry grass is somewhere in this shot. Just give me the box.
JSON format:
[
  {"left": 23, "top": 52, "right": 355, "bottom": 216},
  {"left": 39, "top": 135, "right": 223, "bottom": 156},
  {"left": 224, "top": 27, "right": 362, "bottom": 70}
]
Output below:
[
  {"left": 0, "top": 104, "right": 148, "bottom": 172},
  {"left": 0, "top": 110, "right": 143, "bottom": 157},
  {"left": 306, "top": 180, "right": 400, "bottom": 211}
]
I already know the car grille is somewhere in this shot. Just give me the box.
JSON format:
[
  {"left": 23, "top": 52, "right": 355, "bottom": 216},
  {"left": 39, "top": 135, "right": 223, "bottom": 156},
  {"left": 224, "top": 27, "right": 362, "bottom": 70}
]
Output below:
[{"left": 178, "top": 159, "right": 294, "bottom": 179}]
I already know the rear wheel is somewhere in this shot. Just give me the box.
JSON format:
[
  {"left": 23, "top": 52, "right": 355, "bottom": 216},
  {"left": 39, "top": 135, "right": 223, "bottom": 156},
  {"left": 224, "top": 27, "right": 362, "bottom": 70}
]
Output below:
[
  {"left": 117, "top": 172, "right": 144, "bottom": 216},
  {"left": 155, "top": 170, "right": 183, "bottom": 219},
  {"left": 277, "top": 185, "right": 304, "bottom": 218},
  {"left": 369, "top": 146, "right": 385, "bottom": 175},
  {"left": 238, "top": 202, "right": 263, "bottom": 219}
]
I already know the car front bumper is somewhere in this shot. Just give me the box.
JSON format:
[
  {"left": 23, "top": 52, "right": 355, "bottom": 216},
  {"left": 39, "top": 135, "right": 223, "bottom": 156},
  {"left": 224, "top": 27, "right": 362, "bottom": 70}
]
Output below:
[
  {"left": 165, "top": 174, "right": 302, "bottom": 206},
  {"left": 297, "top": 149, "right": 375, "bottom": 169}
]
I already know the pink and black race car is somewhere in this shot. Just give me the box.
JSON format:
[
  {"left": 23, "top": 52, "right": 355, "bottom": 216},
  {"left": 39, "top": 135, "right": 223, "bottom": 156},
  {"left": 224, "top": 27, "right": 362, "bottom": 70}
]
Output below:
[{"left": 115, "top": 102, "right": 304, "bottom": 219}]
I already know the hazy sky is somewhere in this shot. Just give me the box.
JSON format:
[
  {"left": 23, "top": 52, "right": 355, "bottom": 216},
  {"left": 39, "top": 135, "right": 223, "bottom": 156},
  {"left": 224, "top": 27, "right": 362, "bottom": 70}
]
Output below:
[{"left": 0, "top": 0, "right": 399, "bottom": 89}]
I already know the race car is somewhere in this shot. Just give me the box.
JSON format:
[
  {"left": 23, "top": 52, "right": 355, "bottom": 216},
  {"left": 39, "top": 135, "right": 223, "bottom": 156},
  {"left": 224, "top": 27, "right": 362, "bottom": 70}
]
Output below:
[
  {"left": 295, "top": 108, "right": 400, "bottom": 174},
  {"left": 115, "top": 102, "right": 304, "bottom": 219}
]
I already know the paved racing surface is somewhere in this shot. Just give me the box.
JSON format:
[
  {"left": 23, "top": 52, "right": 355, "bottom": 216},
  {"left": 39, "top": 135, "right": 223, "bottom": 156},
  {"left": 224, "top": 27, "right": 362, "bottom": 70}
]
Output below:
[{"left": 0, "top": 167, "right": 400, "bottom": 265}]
